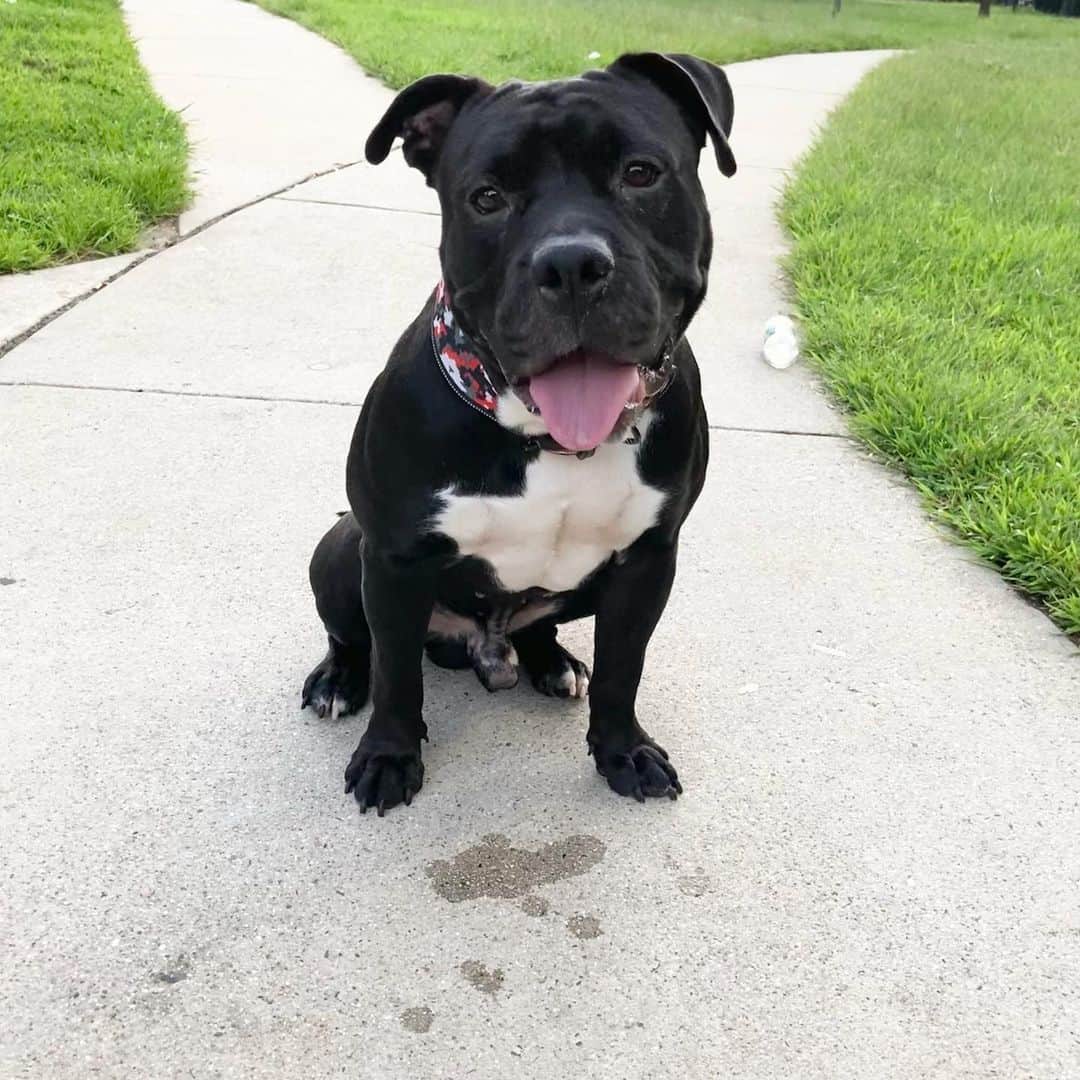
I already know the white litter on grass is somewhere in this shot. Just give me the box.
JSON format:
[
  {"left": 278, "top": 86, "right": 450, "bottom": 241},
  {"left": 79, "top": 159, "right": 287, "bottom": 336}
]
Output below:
[
  {"left": 587, "top": 51, "right": 601, "bottom": 60},
  {"left": 762, "top": 313, "right": 800, "bottom": 369}
]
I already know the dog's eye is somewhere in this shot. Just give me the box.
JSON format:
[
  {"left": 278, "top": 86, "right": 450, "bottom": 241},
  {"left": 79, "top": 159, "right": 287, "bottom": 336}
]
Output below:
[
  {"left": 469, "top": 186, "right": 507, "bottom": 215},
  {"left": 623, "top": 162, "right": 660, "bottom": 188}
]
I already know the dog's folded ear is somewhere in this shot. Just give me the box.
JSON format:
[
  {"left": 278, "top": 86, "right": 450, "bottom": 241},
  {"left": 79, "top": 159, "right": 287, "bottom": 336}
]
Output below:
[
  {"left": 608, "top": 53, "right": 736, "bottom": 178},
  {"left": 365, "top": 74, "right": 494, "bottom": 185}
]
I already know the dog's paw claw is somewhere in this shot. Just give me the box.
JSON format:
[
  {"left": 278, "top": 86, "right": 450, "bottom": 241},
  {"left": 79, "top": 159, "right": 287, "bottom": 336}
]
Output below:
[
  {"left": 591, "top": 738, "right": 680, "bottom": 803},
  {"left": 303, "top": 643, "right": 369, "bottom": 720},
  {"left": 528, "top": 647, "right": 590, "bottom": 701},
  {"left": 344, "top": 743, "right": 424, "bottom": 816}
]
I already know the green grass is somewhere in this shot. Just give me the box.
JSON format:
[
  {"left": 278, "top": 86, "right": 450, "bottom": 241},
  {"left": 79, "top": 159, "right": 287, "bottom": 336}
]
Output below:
[
  {"left": 782, "top": 38, "right": 1080, "bottom": 634},
  {"left": 0, "top": 0, "right": 189, "bottom": 273},
  {"left": 249, "top": 0, "right": 1067, "bottom": 88}
]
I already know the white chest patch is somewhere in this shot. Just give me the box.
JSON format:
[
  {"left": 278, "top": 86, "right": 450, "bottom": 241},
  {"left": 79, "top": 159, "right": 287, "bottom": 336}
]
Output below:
[{"left": 433, "top": 439, "right": 666, "bottom": 594}]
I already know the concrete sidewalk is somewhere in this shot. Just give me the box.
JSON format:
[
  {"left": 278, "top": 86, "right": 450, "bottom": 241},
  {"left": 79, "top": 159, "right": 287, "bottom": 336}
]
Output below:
[
  {"left": 2, "top": 8, "right": 1078, "bottom": 1078},
  {"left": 0, "top": 0, "right": 384, "bottom": 354}
]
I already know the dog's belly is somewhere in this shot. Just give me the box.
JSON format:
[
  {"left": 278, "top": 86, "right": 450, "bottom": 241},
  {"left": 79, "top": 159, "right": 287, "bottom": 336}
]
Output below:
[{"left": 432, "top": 439, "right": 666, "bottom": 593}]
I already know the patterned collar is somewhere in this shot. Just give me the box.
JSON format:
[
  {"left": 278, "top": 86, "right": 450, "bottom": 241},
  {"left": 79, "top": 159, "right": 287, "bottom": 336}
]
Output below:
[
  {"left": 430, "top": 281, "right": 674, "bottom": 457},
  {"left": 430, "top": 281, "right": 503, "bottom": 418}
]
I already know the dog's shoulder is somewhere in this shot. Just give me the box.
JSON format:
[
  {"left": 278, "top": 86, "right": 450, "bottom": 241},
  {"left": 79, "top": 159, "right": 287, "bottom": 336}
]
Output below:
[
  {"left": 637, "top": 339, "right": 708, "bottom": 503},
  {"left": 345, "top": 296, "right": 529, "bottom": 550}
]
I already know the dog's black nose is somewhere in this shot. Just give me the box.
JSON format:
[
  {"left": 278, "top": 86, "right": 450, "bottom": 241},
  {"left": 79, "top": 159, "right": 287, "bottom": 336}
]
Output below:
[{"left": 531, "top": 236, "right": 613, "bottom": 307}]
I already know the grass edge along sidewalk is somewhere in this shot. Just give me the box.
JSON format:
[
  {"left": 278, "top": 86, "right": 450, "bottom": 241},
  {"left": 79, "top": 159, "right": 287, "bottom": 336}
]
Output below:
[
  {"left": 0, "top": 0, "right": 188, "bottom": 273},
  {"left": 782, "top": 37, "right": 1080, "bottom": 636}
]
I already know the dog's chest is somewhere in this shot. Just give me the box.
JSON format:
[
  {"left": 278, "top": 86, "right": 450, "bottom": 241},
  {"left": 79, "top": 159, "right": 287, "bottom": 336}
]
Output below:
[{"left": 433, "top": 442, "right": 665, "bottom": 594}]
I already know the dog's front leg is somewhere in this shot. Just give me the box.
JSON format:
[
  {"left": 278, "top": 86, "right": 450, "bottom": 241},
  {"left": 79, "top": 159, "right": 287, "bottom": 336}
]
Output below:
[
  {"left": 587, "top": 540, "right": 682, "bottom": 802},
  {"left": 344, "top": 544, "right": 437, "bottom": 815}
]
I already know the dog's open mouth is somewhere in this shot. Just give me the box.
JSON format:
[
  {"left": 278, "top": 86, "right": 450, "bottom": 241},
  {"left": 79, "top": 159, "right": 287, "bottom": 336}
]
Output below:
[{"left": 514, "top": 350, "right": 648, "bottom": 452}]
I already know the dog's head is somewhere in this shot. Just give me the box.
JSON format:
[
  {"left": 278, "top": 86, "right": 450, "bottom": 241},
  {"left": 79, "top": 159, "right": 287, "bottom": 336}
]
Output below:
[{"left": 366, "top": 54, "right": 736, "bottom": 451}]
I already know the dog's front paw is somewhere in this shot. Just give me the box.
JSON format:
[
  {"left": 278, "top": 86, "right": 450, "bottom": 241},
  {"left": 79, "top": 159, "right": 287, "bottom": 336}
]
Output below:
[
  {"left": 344, "top": 739, "right": 424, "bottom": 816},
  {"left": 589, "top": 729, "right": 681, "bottom": 802}
]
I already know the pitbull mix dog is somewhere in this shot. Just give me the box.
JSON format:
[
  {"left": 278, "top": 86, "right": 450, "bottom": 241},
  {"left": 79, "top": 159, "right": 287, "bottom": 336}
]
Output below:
[{"left": 302, "top": 53, "right": 736, "bottom": 815}]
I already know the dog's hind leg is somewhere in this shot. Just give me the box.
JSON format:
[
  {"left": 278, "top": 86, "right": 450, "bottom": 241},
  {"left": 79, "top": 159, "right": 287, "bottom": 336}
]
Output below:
[
  {"left": 302, "top": 513, "right": 372, "bottom": 719},
  {"left": 470, "top": 607, "right": 519, "bottom": 692},
  {"left": 513, "top": 620, "right": 590, "bottom": 700}
]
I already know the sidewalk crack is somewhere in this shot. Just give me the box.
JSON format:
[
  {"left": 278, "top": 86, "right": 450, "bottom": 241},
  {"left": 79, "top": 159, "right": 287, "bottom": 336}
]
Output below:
[
  {"left": 707, "top": 423, "right": 847, "bottom": 439},
  {"left": 274, "top": 195, "right": 439, "bottom": 217},
  {"left": 0, "top": 158, "right": 363, "bottom": 362},
  {"left": 2, "top": 382, "right": 852, "bottom": 440},
  {"left": 0, "top": 380, "right": 362, "bottom": 408}
]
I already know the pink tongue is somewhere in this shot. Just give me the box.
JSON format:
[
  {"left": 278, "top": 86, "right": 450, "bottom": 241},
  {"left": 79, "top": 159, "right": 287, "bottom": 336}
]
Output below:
[{"left": 528, "top": 352, "right": 641, "bottom": 451}]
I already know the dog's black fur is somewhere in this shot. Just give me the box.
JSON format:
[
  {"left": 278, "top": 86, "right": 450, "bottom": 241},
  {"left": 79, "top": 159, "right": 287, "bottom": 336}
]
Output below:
[{"left": 303, "top": 54, "right": 736, "bottom": 814}]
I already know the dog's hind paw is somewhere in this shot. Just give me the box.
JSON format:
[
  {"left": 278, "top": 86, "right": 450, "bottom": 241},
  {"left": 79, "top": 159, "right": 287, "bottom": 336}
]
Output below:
[
  {"left": 473, "top": 639, "right": 520, "bottom": 693},
  {"left": 302, "top": 638, "right": 370, "bottom": 719},
  {"left": 516, "top": 634, "right": 589, "bottom": 700},
  {"left": 531, "top": 647, "right": 589, "bottom": 700}
]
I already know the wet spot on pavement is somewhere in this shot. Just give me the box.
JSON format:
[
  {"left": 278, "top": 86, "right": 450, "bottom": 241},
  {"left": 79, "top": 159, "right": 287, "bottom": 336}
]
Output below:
[
  {"left": 460, "top": 960, "right": 504, "bottom": 995},
  {"left": 678, "top": 872, "right": 712, "bottom": 897},
  {"left": 519, "top": 895, "right": 550, "bottom": 917},
  {"left": 427, "top": 832, "right": 605, "bottom": 902},
  {"left": 567, "top": 914, "right": 603, "bottom": 939},
  {"left": 401, "top": 1006, "right": 434, "bottom": 1033}
]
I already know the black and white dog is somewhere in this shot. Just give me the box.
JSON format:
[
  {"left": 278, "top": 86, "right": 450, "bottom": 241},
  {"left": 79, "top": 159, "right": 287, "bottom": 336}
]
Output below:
[{"left": 302, "top": 53, "right": 736, "bottom": 814}]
